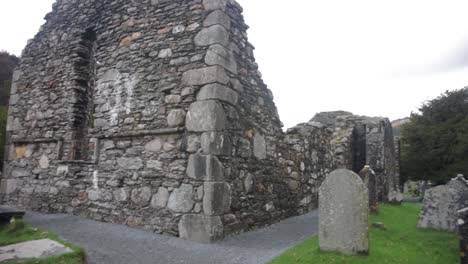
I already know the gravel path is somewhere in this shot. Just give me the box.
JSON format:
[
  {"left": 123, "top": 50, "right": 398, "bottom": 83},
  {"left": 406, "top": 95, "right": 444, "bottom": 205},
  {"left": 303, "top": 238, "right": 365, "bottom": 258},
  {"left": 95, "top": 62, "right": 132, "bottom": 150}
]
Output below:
[{"left": 23, "top": 210, "right": 318, "bottom": 264}]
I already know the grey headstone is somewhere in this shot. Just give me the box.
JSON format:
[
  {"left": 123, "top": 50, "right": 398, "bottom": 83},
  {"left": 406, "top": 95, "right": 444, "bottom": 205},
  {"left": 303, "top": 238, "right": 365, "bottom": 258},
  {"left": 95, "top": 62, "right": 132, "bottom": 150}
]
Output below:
[
  {"left": 418, "top": 176, "right": 468, "bottom": 232},
  {"left": 186, "top": 101, "right": 226, "bottom": 132},
  {"left": 359, "top": 165, "right": 378, "bottom": 209},
  {"left": 319, "top": 169, "right": 369, "bottom": 255},
  {"left": 178, "top": 214, "right": 223, "bottom": 243}
]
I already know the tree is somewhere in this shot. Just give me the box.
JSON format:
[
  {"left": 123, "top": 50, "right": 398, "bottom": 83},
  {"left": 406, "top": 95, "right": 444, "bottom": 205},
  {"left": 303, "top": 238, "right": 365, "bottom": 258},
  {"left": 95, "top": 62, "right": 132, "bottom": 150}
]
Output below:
[
  {"left": 0, "top": 51, "right": 19, "bottom": 170},
  {"left": 400, "top": 88, "right": 468, "bottom": 185},
  {"left": 0, "top": 51, "right": 20, "bottom": 106}
]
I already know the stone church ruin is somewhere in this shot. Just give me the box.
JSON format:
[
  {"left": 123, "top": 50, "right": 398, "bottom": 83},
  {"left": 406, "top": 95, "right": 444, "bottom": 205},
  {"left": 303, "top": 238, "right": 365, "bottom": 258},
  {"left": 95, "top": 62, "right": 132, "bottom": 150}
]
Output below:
[{"left": 1, "top": 0, "right": 400, "bottom": 243}]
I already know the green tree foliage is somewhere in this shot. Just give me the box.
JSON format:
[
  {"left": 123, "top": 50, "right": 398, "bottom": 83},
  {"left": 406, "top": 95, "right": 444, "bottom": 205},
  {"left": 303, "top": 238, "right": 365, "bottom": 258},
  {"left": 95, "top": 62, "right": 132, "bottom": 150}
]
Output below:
[
  {"left": 0, "top": 51, "right": 19, "bottom": 170},
  {"left": 0, "top": 107, "right": 7, "bottom": 170},
  {"left": 401, "top": 88, "right": 468, "bottom": 184}
]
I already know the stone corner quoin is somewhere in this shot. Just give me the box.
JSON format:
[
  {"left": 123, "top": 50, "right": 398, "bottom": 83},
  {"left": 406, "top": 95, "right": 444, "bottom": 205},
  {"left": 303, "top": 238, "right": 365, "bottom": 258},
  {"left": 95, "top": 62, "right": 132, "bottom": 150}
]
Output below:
[{"left": 0, "top": 0, "right": 400, "bottom": 244}]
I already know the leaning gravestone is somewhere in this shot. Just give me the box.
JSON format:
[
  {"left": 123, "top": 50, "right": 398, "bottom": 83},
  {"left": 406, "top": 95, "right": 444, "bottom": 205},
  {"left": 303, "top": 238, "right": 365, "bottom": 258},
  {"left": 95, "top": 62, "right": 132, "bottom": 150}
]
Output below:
[
  {"left": 418, "top": 175, "right": 468, "bottom": 232},
  {"left": 319, "top": 169, "right": 369, "bottom": 255},
  {"left": 359, "top": 165, "right": 378, "bottom": 211}
]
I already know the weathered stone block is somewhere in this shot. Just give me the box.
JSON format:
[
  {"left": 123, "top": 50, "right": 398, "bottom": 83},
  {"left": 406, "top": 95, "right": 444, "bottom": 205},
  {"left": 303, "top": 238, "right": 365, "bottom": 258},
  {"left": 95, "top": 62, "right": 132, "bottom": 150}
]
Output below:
[
  {"left": 113, "top": 188, "right": 129, "bottom": 202},
  {"left": 359, "top": 165, "right": 378, "bottom": 209},
  {"left": 197, "top": 83, "right": 238, "bottom": 105},
  {"left": 201, "top": 132, "right": 231, "bottom": 156},
  {"left": 203, "top": 0, "right": 227, "bottom": 11},
  {"left": 0, "top": 179, "right": 17, "bottom": 194},
  {"left": 167, "top": 184, "right": 194, "bottom": 213},
  {"left": 178, "top": 214, "right": 223, "bottom": 243},
  {"left": 253, "top": 133, "right": 267, "bottom": 160},
  {"left": 204, "top": 10, "right": 231, "bottom": 29},
  {"left": 117, "top": 158, "right": 143, "bottom": 170},
  {"left": 187, "top": 153, "right": 224, "bottom": 181},
  {"left": 319, "top": 169, "right": 369, "bottom": 255},
  {"left": 203, "top": 182, "right": 231, "bottom": 216},
  {"left": 418, "top": 176, "right": 468, "bottom": 232},
  {"left": 131, "top": 187, "right": 152, "bottom": 206},
  {"left": 186, "top": 101, "right": 226, "bottom": 132},
  {"left": 167, "top": 109, "right": 186, "bottom": 127},
  {"left": 205, "top": 44, "right": 237, "bottom": 74},
  {"left": 145, "top": 139, "right": 163, "bottom": 152},
  {"left": 182, "top": 66, "right": 230, "bottom": 86},
  {"left": 151, "top": 187, "right": 169, "bottom": 208},
  {"left": 194, "top": 25, "right": 229, "bottom": 47}
]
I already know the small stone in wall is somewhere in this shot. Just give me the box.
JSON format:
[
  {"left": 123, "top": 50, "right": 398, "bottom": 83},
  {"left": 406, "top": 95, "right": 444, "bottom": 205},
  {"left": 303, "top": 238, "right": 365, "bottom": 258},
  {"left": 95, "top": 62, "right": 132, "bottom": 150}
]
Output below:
[
  {"left": 151, "top": 187, "right": 169, "bottom": 208},
  {"left": 117, "top": 158, "right": 143, "bottom": 170},
  {"left": 131, "top": 187, "right": 152, "bottom": 206},
  {"left": 114, "top": 188, "right": 129, "bottom": 202},
  {"left": 253, "top": 133, "right": 267, "bottom": 160},
  {"left": 15, "top": 146, "right": 26, "bottom": 159},
  {"left": 167, "top": 184, "right": 194, "bottom": 213},
  {"left": 145, "top": 139, "right": 163, "bottom": 152},
  {"left": 39, "top": 155, "right": 49, "bottom": 169},
  {"left": 167, "top": 109, "right": 186, "bottom": 127}
]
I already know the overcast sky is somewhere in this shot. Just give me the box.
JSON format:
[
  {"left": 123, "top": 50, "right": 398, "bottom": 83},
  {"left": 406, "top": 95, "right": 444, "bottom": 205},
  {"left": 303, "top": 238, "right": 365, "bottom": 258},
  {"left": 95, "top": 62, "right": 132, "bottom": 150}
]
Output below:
[{"left": 1, "top": 0, "right": 468, "bottom": 128}]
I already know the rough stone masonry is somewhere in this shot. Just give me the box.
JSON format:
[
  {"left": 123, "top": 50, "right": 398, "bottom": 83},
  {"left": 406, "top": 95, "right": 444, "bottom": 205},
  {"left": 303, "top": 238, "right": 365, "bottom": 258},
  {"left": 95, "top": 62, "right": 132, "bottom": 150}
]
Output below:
[{"left": 1, "top": 0, "right": 400, "bottom": 242}]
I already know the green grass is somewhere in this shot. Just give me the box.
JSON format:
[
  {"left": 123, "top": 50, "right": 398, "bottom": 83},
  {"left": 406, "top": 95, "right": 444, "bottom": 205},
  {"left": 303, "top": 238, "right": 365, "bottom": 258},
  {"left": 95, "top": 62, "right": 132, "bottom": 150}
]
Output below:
[
  {"left": 270, "top": 203, "right": 458, "bottom": 264},
  {"left": 0, "top": 219, "right": 86, "bottom": 264}
]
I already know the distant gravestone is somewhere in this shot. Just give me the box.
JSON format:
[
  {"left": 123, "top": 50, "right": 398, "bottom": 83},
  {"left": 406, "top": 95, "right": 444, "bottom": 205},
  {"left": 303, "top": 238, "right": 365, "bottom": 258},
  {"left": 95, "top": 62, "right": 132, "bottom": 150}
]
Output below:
[
  {"left": 359, "top": 165, "right": 378, "bottom": 211},
  {"left": 418, "top": 175, "right": 468, "bottom": 232},
  {"left": 319, "top": 169, "right": 369, "bottom": 255}
]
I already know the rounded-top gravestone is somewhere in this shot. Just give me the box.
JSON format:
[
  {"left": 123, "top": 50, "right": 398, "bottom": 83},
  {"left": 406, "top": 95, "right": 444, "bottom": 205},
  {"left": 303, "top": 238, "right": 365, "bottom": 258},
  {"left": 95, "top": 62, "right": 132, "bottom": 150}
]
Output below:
[{"left": 319, "top": 169, "right": 369, "bottom": 255}]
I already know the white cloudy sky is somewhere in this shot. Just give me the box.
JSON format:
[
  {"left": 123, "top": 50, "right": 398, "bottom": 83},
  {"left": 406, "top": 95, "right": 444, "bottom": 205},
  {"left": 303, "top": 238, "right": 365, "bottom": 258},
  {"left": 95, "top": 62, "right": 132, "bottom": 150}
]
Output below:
[{"left": 1, "top": 0, "right": 468, "bottom": 128}]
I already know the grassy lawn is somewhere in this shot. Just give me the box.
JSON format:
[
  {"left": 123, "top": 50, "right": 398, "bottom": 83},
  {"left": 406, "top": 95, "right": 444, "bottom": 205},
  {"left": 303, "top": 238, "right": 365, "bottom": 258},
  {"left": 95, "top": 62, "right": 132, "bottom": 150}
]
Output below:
[
  {"left": 270, "top": 203, "right": 458, "bottom": 264},
  {"left": 0, "top": 219, "right": 86, "bottom": 264}
]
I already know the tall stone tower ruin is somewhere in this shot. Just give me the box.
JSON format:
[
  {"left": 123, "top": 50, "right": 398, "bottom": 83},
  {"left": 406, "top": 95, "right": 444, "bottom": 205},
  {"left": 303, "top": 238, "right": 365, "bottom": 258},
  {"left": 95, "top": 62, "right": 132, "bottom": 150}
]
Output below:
[{"left": 1, "top": 0, "right": 400, "bottom": 242}]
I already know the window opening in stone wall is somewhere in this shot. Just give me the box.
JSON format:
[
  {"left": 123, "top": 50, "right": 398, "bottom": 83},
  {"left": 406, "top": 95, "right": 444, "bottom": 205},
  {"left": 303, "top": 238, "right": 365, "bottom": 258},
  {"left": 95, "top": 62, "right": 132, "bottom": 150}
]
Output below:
[
  {"left": 71, "top": 27, "right": 97, "bottom": 160},
  {"left": 352, "top": 124, "right": 367, "bottom": 173}
]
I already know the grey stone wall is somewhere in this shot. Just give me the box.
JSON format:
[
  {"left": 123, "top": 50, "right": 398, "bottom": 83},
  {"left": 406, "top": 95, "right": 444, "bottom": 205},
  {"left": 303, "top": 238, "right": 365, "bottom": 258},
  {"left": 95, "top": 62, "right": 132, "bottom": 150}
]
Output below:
[{"left": 1, "top": 0, "right": 400, "bottom": 242}]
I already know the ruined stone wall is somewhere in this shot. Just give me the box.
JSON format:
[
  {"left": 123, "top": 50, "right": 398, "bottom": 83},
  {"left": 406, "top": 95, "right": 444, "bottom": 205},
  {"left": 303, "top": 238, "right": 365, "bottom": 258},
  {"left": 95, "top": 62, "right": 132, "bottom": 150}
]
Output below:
[{"left": 1, "top": 0, "right": 400, "bottom": 242}]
